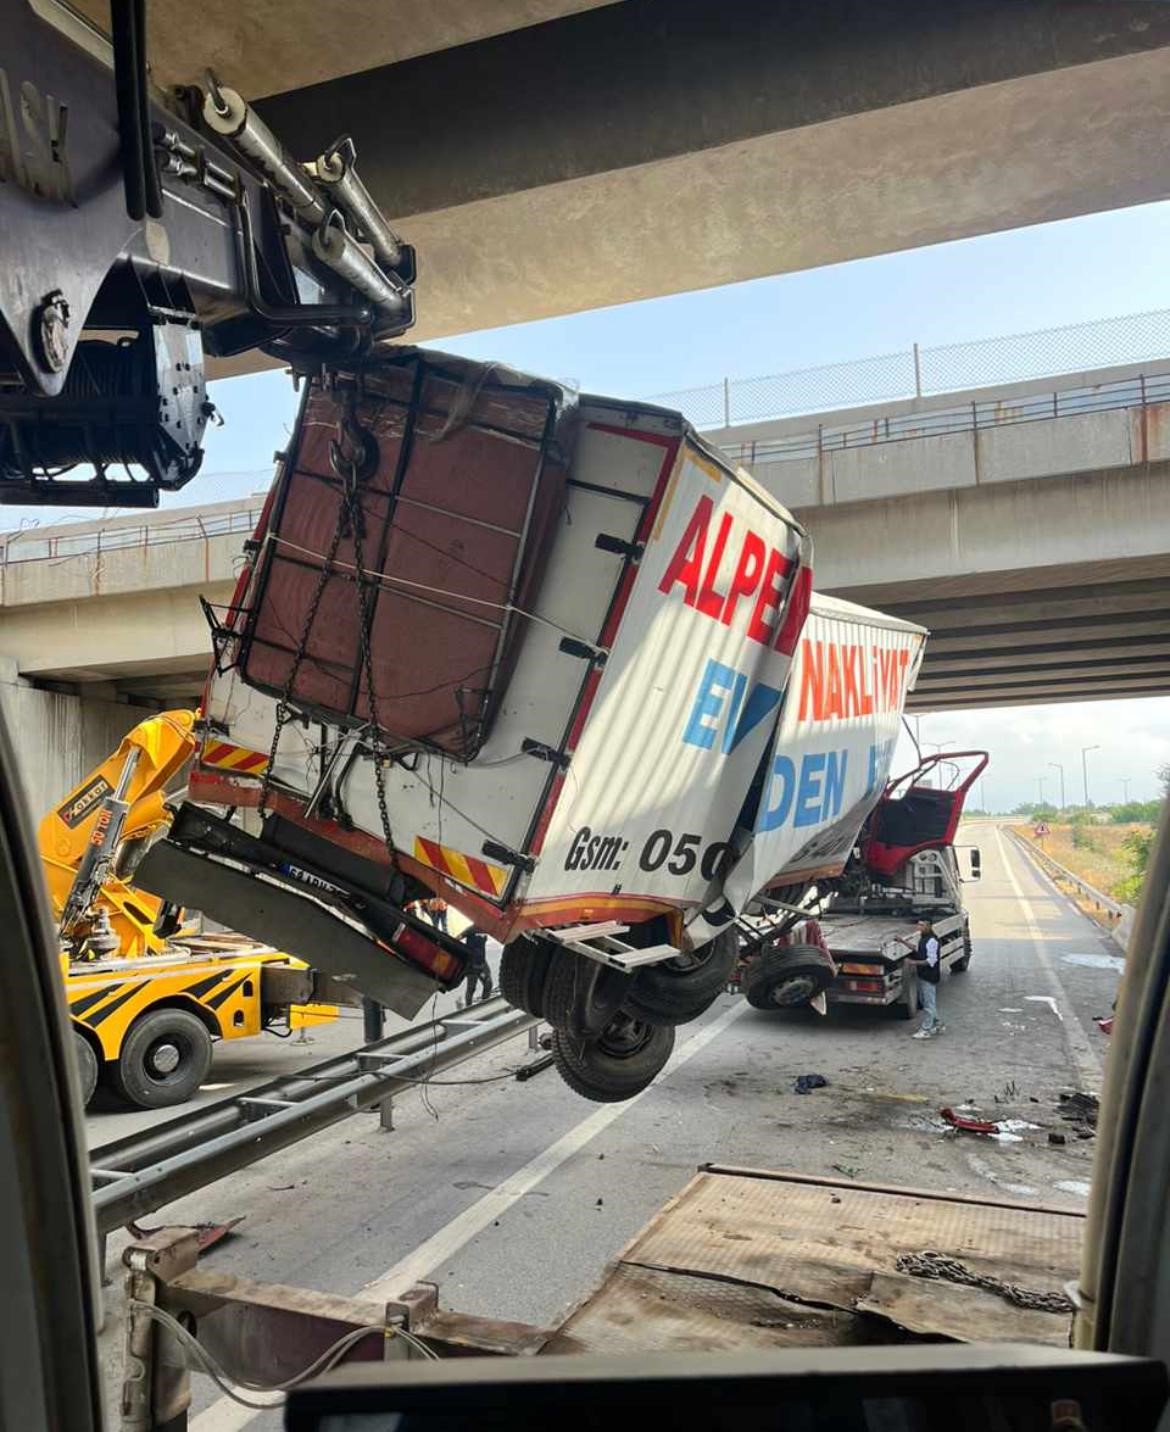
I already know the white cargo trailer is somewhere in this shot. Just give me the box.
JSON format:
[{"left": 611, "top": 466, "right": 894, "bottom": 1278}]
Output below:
[{"left": 137, "top": 350, "right": 926, "bottom": 1099}]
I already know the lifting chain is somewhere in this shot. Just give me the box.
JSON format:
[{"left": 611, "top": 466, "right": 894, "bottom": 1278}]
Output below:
[
  {"left": 894, "top": 1250, "right": 1074, "bottom": 1315},
  {"left": 260, "top": 379, "right": 395, "bottom": 857}
]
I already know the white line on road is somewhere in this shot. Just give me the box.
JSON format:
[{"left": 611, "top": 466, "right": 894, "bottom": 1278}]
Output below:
[
  {"left": 192, "top": 997, "right": 749, "bottom": 1431},
  {"left": 995, "top": 826, "right": 1103, "bottom": 1091}
]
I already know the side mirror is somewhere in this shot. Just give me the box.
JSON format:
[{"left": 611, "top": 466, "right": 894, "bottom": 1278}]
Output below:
[{"left": 967, "top": 848, "right": 982, "bottom": 882}]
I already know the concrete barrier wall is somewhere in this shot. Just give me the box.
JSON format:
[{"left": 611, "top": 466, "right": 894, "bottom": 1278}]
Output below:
[{"left": 0, "top": 665, "right": 155, "bottom": 823}]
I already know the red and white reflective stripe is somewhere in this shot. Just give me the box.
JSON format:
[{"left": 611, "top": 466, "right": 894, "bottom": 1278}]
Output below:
[
  {"left": 413, "top": 837, "right": 507, "bottom": 898},
  {"left": 201, "top": 740, "right": 269, "bottom": 775}
]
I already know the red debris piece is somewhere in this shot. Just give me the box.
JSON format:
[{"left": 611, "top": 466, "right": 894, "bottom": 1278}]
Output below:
[{"left": 940, "top": 1106, "right": 999, "bottom": 1135}]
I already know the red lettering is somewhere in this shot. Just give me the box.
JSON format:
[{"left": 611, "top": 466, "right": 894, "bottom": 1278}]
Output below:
[
  {"left": 897, "top": 647, "right": 910, "bottom": 702},
  {"left": 747, "top": 548, "right": 787, "bottom": 645},
  {"left": 720, "top": 530, "right": 765, "bottom": 626},
  {"left": 696, "top": 513, "right": 733, "bottom": 618},
  {"left": 878, "top": 648, "right": 895, "bottom": 709},
  {"left": 658, "top": 496, "right": 713, "bottom": 607},
  {"left": 858, "top": 645, "right": 874, "bottom": 715},
  {"left": 824, "top": 645, "right": 844, "bottom": 720},
  {"left": 798, "top": 639, "right": 825, "bottom": 722},
  {"left": 772, "top": 559, "right": 806, "bottom": 655},
  {"left": 843, "top": 645, "right": 860, "bottom": 718}
]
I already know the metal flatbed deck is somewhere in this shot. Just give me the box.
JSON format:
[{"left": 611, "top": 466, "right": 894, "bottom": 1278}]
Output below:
[{"left": 545, "top": 1165, "right": 1083, "bottom": 1354}]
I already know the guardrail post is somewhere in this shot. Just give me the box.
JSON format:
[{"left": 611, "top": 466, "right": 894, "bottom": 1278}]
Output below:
[
  {"left": 722, "top": 377, "right": 731, "bottom": 427},
  {"left": 912, "top": 342, "right": 922, "bottom": 397}
]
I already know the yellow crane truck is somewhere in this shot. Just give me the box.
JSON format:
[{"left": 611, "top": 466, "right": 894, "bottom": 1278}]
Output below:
[{"left": 42, "top": 711, "right": 354, "bottom": 1110}]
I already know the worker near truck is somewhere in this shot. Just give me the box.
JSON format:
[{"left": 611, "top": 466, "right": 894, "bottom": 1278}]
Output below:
[
  {"left": 460, "top": 927, "right": 492, "bottom": 1007},
  {"left": 898, "top": 919, "right": 944, "bottom": 1039}
]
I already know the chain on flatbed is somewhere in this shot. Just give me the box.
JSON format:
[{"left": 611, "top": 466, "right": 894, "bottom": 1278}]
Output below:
[
  {"left": 89, "top": 995, "right": 536, "bottom": 1235},
  {"left": 895, "top": 1250, "right": 1075, "bottom": 1315}
]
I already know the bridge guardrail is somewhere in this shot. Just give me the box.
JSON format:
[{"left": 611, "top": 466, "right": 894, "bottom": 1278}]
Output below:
[
  {"left": 652, "top": 303, "right": 1170, "bottom": 429},
  {"left": 0, "top": 504, "right": 265, "bottom": 566}
]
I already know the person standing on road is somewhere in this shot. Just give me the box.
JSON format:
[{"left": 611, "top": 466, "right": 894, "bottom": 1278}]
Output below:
[
  {"left": 899, "top": 919, "right": 943, "bottom": 1039},
  {"left": 460, "top": 927, "right": 492, "bottom": 1007},
  {"left": 427, "top": 897, "right": 449, "bottom": 933}
]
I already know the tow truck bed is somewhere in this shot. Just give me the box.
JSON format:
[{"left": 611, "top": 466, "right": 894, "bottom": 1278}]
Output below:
[{"left": 546, "top": 1165, "right": 1082, "bottom": 1354}]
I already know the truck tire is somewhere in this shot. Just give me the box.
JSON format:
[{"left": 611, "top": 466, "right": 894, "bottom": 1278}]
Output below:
[
  {"left": 891, "top": 965, "right": 919, "bottom": 1020},
  {"left": 72, "top": 1029, "right": 99, "bottom": 1108},
  {"left": 951, "top": 931, "right": 973, "bottom": 974},
  {"left": 624, "top": 930, "right": 738, "bottom": 1027},
  {"left": 499, "top": 938, "right": 554, "bottom": 1016},
  {"left": 743, "top": 943, "right": 835, "bottom": 1010},
  {"left": 110, "top": 1009, "right": 213, "bottom": 1109},
  {"left": 542, "top": 951, "right": 633, "bottom": 1036},
  {"left": 551, "top": 1015, "right": 675, "bottom": 1103}
]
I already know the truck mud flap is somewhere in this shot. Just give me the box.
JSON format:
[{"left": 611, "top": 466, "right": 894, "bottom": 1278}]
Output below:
[{"left": 135, "top": 840, "right": 440, "bottom": 1019}]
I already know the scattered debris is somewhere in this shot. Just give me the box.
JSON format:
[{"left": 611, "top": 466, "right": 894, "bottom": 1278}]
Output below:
[
  {"left": 1048, "top": 1132, "right": 1067, "bottom": 1146},
  {"left": 1095, "top": 1015, "right": 1115, "bottom": 1036},
  {"left": 595, "top": 1197, "right": 604, "bottom": 1207},
  {"left": 126, "top": 1218, "right": 243, "bottom": 1253},
  {"left": 831, "top": 1163, "right": 860, "bottom": 1178},
  {"left": 993, "top": 1080, "right": 1019, "bottom": 1104},
  {"left": 794, "top": 1073, "right": 829, "bottom": 1095},
  {"left": 941, "top": 1109, "right": 1037, "bottom": 1143},
  {"left": 1055, "top": 1179, "right": 1092, "bottom": 1199},
  {"left": 941, "top": 1108, "right": 999, "bottom": 1135},
  {"left": 1059, "top": 1091, "right": 1099, "bottom": 1128}
]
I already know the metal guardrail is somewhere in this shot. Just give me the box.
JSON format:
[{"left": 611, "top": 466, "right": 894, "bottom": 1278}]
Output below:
[
  {"left": 722, "top": 370, "right": 1170, "bottom": 467},
  {"left": 652, "top": 304, "right": 1170, "bottom": 429},
  {"left": 1005, "top": 827, "right": 1124, "bottom": 921},
  {"left": 89, "top": 995, "right": 537, "bottom": 1234},
  {"left": 0, "top": 504, "right": 265, "bottom": 566}
]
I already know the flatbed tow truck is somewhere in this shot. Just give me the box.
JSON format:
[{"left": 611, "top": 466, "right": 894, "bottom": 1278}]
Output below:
[{"left": 733, "top": 751, "right": 987, "bottom": 1022}]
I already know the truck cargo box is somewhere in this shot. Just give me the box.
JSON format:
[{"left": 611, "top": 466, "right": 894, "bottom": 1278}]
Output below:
[{"left": 147, "top": 350, "right": 924, "bottom": 1017}]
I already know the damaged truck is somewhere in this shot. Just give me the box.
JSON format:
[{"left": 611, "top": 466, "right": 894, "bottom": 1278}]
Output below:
[{"left": 137, "top": 349, "right": 928, "bottom": 1102}]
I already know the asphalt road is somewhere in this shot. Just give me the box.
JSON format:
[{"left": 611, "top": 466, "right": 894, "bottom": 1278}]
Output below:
[{"left": 92, "top": 822, "right": 1120, "bottom": 1427}]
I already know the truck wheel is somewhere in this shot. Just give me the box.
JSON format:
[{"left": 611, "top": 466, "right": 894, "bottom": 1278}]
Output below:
[
  {"left": 891, "top": 966, "right": 919, "bottom": 1020},
  {"left": 72, "top": 1029, "right": 99, "bottom": 1108},
  {"left": 551, "top": 1015, "right": 675, "bottom": 1103},
  {"left": 542, "top": 952, "right": 633, "bottom": 1036},
  {"left": 952, "top": 932, "right": 973, "bottom": 974},
  {"left": 743, "top": 943, "right": 835, "bottom": 1010},
  {"left": 499, "top": 939, "right": 554, "bottom": 1016},
  {"left": 110, "top": 1009, "right": 213, "bottom": 1109},
  {"left": 624, "top": 930, "right": 738, "bottom": 1027}
]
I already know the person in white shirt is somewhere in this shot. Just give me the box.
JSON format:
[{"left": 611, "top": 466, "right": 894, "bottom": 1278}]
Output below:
[{"left": 900, "top": 919, "right": 943, "bottom": 1039}]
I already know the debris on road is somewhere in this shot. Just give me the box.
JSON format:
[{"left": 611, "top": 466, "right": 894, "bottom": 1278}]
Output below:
[
  {"left": 1058, "top": 1091, "right": 1100, "bottom": 1136},
  {"left": 1048, "top": 1133, "right": 1067, "bottom": 1146},
  {"left": 794, "top": 1073, "right": 829, "bottom": 1095},
  {"left": 941, "top": 1107, "right": 1000, "bottom": 1135}
]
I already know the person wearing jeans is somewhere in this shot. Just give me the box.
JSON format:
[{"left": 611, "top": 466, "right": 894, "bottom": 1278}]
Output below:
[{"left": 899, "top": 919, "right": 943, "bottom": 1039}]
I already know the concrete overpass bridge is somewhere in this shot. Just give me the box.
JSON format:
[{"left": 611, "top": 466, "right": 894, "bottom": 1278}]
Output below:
[{"left": 70, "top": 0, "right": 1170, "bottom": 357}]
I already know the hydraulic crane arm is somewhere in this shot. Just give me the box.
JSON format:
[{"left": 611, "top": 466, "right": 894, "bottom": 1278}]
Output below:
[
  {"left": 40, "top": 709, "right": 197, "bottom": 957},
  {"left": 0, "top": 0, "right": 417, "bottom": 507}
]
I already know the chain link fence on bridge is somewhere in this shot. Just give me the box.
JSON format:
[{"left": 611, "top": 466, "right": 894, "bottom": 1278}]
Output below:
[{"left": 651, "top": 305, "right": 1170, "bottom": 430}]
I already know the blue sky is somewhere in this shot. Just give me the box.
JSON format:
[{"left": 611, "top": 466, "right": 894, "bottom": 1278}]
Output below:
[{"left": 10, "top": 199, "right": 1170, "bottom": 805}]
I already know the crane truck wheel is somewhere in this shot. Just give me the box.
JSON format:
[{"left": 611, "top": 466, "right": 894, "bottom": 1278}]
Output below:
[
  {"left": 624, "top": 929, "right": 738, "bottom": 1026},
  {"left": 110, "top": 1009, "right": 213, "bottom": 1109},
  {"left": 743, "top": 943, "right": 835, "bottom": 1010},
  {"left": 72, "top": 1030, "right": 99, "bottom": 1108},
  {"left": 951, "top": 930, "right": 974, "bottom": 973},
  {"left": 551, "top": 1014, "right": 674, "bottom": 1103},
  {"left": 499, "top": 938, "right": 555, "bottom": 1016}
]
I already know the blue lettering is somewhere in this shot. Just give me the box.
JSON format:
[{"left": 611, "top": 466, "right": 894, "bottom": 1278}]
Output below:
[
  {"left": 728, "top": 680, "right": 782, "bottom": 753},
  {"left": 823, "top": 749, "right": 847, "bottom": 820},
  {"left": 759, "top": 754, "right": 796, "bottom": 832},
  {"left": 794, "top": 752, "right": 827, "bottom": 827},
  {"left": 683, "top": 658, "right": 736, "bottom": 749},
  {"left": 720, "top": 671, "right": 749, "bottom": 754}
]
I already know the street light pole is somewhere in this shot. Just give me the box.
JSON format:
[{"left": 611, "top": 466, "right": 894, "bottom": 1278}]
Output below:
[
  {"left": 1082, "top": 745, "right": 1100, "bottom": 807},
  {"left": 1049, "top": 762, "right": 1066, "bottom": 812},
  {"left": 1122, "top": 777, "right": 1132, "bottom": 803},
  {"left": 1038, "top": 775, "right": 1047, "bottom": 808}
]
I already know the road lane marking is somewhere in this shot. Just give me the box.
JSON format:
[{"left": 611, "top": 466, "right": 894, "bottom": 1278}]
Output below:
[
  {"left": 192, "top": 997, "right": 748, "bottom": 1431},
  {"left": 995, "top": 827, "right": 1103, "bottom": 1091}
]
